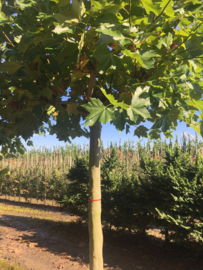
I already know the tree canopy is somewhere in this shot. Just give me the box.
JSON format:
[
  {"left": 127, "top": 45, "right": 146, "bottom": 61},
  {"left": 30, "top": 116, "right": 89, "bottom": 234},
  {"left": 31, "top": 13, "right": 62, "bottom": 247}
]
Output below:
[{"left": 1, "top": 0, "right": 203, "bottom": 143}]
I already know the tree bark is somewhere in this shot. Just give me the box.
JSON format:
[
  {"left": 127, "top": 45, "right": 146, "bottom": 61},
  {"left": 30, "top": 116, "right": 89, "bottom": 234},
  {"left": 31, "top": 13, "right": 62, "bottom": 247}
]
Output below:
[{"left": 89, "top": 121, "right": 103, "bottom": 270}]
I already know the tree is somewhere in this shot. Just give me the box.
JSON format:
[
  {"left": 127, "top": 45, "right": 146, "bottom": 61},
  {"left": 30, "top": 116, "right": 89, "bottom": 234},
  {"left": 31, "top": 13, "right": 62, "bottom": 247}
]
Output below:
[{"left": 1, "top": 0, "right": 203, "bottom": 269}]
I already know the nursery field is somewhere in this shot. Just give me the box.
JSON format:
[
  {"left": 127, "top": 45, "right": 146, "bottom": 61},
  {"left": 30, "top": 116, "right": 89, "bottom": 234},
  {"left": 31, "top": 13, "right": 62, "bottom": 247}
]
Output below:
[
  {"left": 0, "top": 198, "right": 202, "bottom": 270},
  {"left": 1, "top": 136, "right": 203, "bottom": 269}
]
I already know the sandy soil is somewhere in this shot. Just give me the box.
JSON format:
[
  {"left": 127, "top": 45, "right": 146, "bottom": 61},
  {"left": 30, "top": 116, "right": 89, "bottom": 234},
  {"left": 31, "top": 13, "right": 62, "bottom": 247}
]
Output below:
[{"left": 0, "top": 198, "right": 202, "bottom": 270}]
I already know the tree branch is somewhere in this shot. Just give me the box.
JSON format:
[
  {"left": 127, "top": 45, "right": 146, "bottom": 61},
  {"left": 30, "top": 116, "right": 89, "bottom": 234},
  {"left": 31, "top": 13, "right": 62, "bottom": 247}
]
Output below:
[
  {"left": 87, "top": 69, "right": 96, "bottom": 102},
  {"left": 175, "top": 47, "right": 194, "bottom": 56},
  {"left": 34, "top": 3, "right": 43, "bottom": 12},
  {"left": 169, "top": 22, "right": 203, "bottom": 55},
  {"left": 173, "top": 2, "right": 191, "bottom": 33},
  {"left": 129, "top": 0, "right": 131, "bottom": 27},
  {"left": 27, "top": 98, "right": 85, "bottom": 105},
  {"left": 145, "top": 0, "right": 172, "bottom": 31},
  {"left": 0, "top": 27, "right": 15, "bottom": 47},
  {"left": 54, "top": 101, "right": 85, "bottom": 105}
]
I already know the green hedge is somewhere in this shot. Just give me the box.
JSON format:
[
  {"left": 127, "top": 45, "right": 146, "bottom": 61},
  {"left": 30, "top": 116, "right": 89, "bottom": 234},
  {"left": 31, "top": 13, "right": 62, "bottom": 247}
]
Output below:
[{"left": 57, "top": 145, "right": 203, "bottom": 246}]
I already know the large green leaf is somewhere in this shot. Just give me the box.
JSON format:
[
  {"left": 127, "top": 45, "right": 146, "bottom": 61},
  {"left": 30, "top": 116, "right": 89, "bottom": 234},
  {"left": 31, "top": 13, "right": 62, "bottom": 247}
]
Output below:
[
  {"left": 91, "top": 1, "right": 122, "bottom": 14},
  {"left": 94, "top": 46, "right": 121, "bottom": 74},
  {"left": 0, "top": 61, "right": 22, "bottom": 74},
  {"left": 140, "top": 0, "right": 161, "bottom": 15},
  {"left": 140, "top": 50, "right": 158, "bottom": 69},
  {"left": 72, "top": 0, "right": 86, "bottom": 20},
  {"left": 100, "top": 88, "right": 118, "bottom": 107},
  {"left": 0, "top": 16, "right": 9, "bottom": 24},
  {"left": 134, "top": 125, "right": 149, "bottom": 138},
  {"left": 53, "top": 10, "right": 79, "bottom": 24},
  {"left": 127, "top": 89, "right": 151, "bottom": 123},
  {"left": 111, "top": 108, "right": 127, "bottom": 132},
  {"left": 97, "top": 25, "right": 131, "bottom": 47},
  {"left": 148, "top": 129, "right": 161, "bottom": 139},
  {"left": 186, "top": 99, "right": 203, "bottom": 111},
  {"left": 53, "top": 0, "right": 85, "bottom": 23},
  {"left": 82, "top": 98, "right": 115, "bottom": 127},
  {"left": 152, "top": 115, "right": 173, "bottom": 132},
  {"left": 157, "top": 32, "right": 173, "bottom": 49},
  {"left": 41, "top": 88, "right": 52, "bottom": 99}
]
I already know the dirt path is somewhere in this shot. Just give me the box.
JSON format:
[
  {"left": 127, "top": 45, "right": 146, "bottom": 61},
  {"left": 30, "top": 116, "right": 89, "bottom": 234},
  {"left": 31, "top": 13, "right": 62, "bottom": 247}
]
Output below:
[{"left": 0, "top": 198, "right": 202, "bottom": 270}]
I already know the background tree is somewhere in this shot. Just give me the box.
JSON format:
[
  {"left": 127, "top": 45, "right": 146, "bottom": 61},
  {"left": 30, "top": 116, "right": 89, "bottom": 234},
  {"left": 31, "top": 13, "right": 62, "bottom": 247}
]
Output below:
[{"left": 1, "top": 0, "right": 203, "bottom": 269}]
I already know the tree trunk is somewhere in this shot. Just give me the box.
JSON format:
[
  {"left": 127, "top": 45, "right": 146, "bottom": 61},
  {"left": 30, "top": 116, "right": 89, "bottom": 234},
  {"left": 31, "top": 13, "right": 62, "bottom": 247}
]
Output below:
[{"left": 89, "top": 122, "right": 103, "bottom": 270}]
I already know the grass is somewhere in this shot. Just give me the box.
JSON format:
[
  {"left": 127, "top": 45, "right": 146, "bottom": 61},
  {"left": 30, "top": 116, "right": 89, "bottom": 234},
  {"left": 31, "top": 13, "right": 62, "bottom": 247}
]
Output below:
[
  {"left": 0, "top": 202, "right": 73, "bottom": 225},
  {"left": 0, "top": 260, "right": 27, "bottom": 270}
]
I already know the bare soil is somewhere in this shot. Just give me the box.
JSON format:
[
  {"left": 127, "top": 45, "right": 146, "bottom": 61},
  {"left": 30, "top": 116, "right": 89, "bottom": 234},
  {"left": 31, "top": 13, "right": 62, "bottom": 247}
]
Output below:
[{"left": 0, "top": 197, "right": 202, "bottom": 270}]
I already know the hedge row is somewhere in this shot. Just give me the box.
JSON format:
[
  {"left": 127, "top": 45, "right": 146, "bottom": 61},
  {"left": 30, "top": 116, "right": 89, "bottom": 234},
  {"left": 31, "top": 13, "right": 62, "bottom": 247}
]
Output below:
[{"left": 57, "top": 145, "right": 203, "bottom": 247}]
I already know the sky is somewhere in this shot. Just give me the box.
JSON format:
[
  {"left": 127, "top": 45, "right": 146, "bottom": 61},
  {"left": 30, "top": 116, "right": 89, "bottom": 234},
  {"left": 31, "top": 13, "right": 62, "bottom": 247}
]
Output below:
[{"left": 22, "top": 119, "right": 200, "bottom": 151}]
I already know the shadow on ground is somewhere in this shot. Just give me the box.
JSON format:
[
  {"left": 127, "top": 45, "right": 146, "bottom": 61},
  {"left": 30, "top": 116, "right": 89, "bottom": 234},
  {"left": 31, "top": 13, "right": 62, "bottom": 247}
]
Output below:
[{"left": 0, "top": 210, "right": 203, "bottom": 270}]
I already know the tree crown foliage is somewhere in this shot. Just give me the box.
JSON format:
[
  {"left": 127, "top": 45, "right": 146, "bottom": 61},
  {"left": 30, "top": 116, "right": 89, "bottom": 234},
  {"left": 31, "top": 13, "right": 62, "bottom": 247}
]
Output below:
[{"left": 1, "top": 0, "right": 203, "bottom": 144}]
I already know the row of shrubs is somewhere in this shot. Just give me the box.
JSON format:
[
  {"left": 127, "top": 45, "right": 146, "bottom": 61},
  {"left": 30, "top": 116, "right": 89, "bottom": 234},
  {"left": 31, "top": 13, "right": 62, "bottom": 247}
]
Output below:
[{"left": 57, "top": 145, "right": 203, "bottom": 247}]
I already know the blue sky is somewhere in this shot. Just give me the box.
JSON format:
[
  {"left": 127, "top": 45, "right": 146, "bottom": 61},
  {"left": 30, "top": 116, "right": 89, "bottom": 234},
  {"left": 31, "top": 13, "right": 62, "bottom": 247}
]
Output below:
[{"left": 23, "top": 119, "right": 200, "bottom": 150}]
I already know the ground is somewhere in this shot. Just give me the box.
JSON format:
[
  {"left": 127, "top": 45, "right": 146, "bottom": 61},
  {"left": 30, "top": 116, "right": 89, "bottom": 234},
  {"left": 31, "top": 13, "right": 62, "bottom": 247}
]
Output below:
[{"left": 0, "top": 196, "right": 202, "bottom": 270}]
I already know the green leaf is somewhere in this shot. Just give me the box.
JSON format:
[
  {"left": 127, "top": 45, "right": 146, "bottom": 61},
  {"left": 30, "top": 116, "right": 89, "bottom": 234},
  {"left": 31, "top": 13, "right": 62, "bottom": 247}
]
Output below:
[
  {"left": 16, "top": 0, "right": 35, "bottom": 8},
  {"left": 66, "top": 104, "right": 78, "bottom": 115},
  {"left": 91, "top": 1, "right": 121, "bottom": 14},
  {"left": 157, "top": 32, "right": 173, "bottom": 49},
  {"left": 152, "top": 115, "right": 173, "bottom": 132},
  {"left": 53, "top": 10, "right": 79, "bottom": 24},
  {"left": 72, "top": 0, "right": 86, "bottom": 20},
  {"left": 148, "top": 129, "right": 161, "bottom": 139},
  {"left": 46, "top": 105, "right": 55, "bottom": 116},
  {"left": 163, "top": 130, "right": 174, "bottom": 139},
  {"left": 118, "top": 92, "right": 132, "bottom": 105},
  {"left": 0, "top": 16, "right": 9, "bottom": 24},
  {"left": 140, "top": 0, "right": 161, "bottom": 16},
  {"left": 97, "top": 25, "right": 131, "bottom": 47},
  {"left": 94, "top": 46, "right": 121, "bottom": 74},
  {"left": 0, "top": 61, "right": 22, "bottom": 74},
  {"left": 95, "top": 13, "right": 120, "bottom": 25},
  {"left": 126, "top": 124, "right": 130, "bottom": 134},
  {"left": 54, "top": 0, "right": 85, "bottom": 23},
  {"left": 27, "top": 140, "right": 33, "bottom": 146},
  {"left": 100, "top": 107, "right": 115, "bottom": 124},
  {"left": 52, "top": 26, "right": 72, "bottom": 34},
  {"left": 187, "top": 82, "right": 203, "bottom": 100},
  {"left": 162, "top": 0, "right": 174, "bottom": 17},
  {"left": 100, "top": 88, "right": 118, "bottom": 107},
  {"left": 78, "top": 32, "right": 85, "bottom": 63},
  {"left": 134, "top": 125, "right": 149, "bottom": 138},
  {"left": 39, "top": 131, "right": 45, "bottom": 137},
  {"left": 82, "top": 98, "right": 115, "bottom": 127},
  {"left": 41, "top": 88, "right": 52, "bottom": 99},
  {"left": 117, "top": 102, "right": 129, "bottom": 110},
  {"left": 111, "top": 109, "right": 127, "bottom": 132},
  {"left": 140, "top": 50, "right": 157, "bottom": 69},
  {"left": 186, "top": 99, "right": 203, "bottom": 111},
  {"left": 127, "top": 90, "right": 150, "bottom": 123},
  {"left": 168, "top": 108, "right": 182, "bottom": 124}
]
